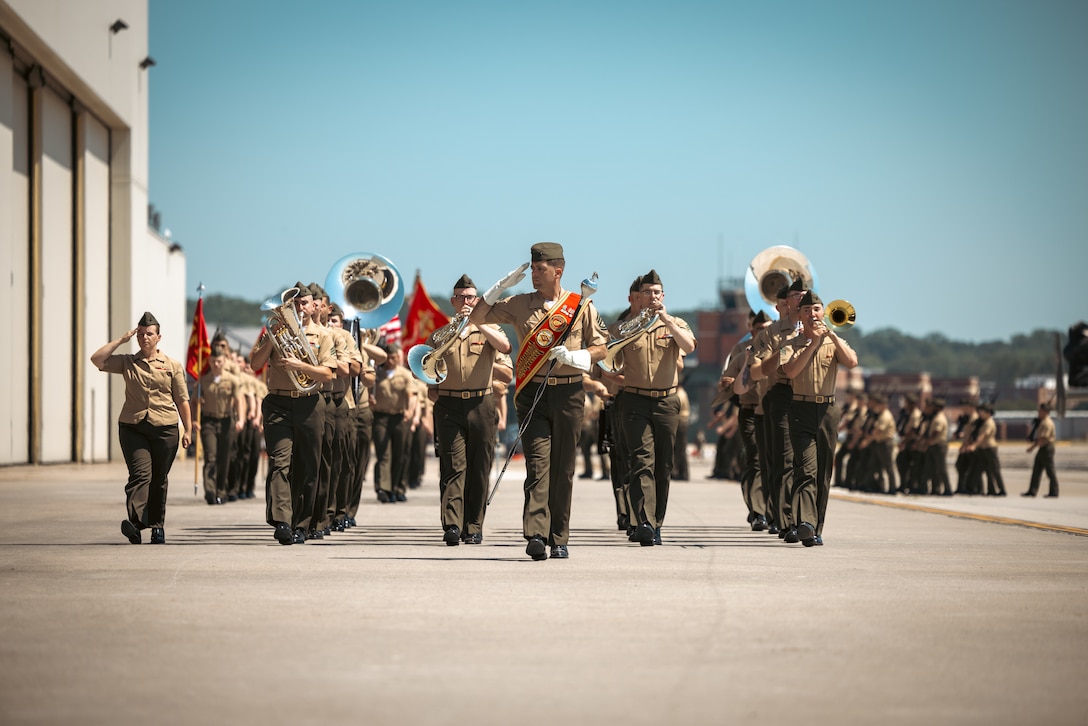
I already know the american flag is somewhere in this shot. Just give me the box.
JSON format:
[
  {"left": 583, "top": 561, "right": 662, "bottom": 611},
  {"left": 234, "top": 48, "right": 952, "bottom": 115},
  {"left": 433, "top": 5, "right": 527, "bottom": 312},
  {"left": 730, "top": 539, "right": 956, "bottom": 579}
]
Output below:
[{"left": 377, "top": 315, "right": 401, "bottom": 347}]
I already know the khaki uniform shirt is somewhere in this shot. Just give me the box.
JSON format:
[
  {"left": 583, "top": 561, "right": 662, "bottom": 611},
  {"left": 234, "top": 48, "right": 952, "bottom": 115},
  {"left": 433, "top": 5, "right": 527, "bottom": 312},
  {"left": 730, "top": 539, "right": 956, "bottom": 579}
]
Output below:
[
  {"left": 373, "top": 365, "right": 415, "bottom": 414},
  {"left": 752, "top": 317, "right": 797, "bottom": 388},
  {"left": 927, "top": 411, "right": 949, "bottom": 447},
  {"left": 100, "top": 350, "right": 189, "bottom": 426},
  {"left": 430, "top": 323, "right": 509, "bottom": 391},
  {"left": 870, "top": 409, "right": 896, "bottom": 443},
  {"left": 253, "top": 323, "right": 337, "bottom": 393},
  {"left": 615, "top": 316, "right": 693, "bottom": 390},
  {"left": 781, "top": 334, "right": 838, "bottom": 398},
  {"left": 1036, "top": 416, "right": 1056, "bottom": 446},
  {"left": 483, "top": 289, "right": 608, "bottom": 379},
  {"left": 198, "top": 370, "right": 240, "bottom": 419},
  {"left": 973, "top": 417, "right": 998, "bottom": 449}
]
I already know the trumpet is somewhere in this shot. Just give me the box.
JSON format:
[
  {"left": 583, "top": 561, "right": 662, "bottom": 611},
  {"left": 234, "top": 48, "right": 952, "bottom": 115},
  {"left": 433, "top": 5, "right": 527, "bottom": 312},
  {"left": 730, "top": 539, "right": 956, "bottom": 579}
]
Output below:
[
  {"left": 824, "top": 299, "right": 856, "bottom": 331},
  {"left": 261, "top": 287, "right": 320, "bottom": 392},
  {"left": 407, "top": 313, "right": 471, "bottom": 385},
  {"left": 598, "top": 308, "right": 660, "bottom": 373}
]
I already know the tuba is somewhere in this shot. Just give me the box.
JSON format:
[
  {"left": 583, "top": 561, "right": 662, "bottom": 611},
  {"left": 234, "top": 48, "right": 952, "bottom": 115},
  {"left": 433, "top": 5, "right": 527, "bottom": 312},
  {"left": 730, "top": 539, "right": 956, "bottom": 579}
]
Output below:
[
  {"left": 325, "top": 252, "right": 405, "bottom": 328},
  {"left": 824, "top": 299, "right": 856, "bottom": 331},
  {"left": 598, "top": 307, "right": 660, "bottom": 373},
  {"left": 744, "top": 245, "right": 819, "bottom": 321},
  {"left": 407, "top": 313, "right": 471, "bottom": 385},
  {"left": 261, "top": 286, "right": 320, "bottom": 392}
]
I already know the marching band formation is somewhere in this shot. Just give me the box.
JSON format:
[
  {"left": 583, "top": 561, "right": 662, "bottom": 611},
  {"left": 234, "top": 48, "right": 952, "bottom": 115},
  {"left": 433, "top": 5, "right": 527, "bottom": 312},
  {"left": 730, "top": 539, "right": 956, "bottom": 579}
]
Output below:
[{"left": 91, "top": 243, "right": 1060, "bottom": 554}]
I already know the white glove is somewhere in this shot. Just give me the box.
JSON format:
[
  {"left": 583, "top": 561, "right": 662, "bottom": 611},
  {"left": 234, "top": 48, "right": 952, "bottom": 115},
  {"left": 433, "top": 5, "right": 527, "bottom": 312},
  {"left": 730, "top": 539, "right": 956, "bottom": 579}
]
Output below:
[
  {"left": 548, "top": 345, "right": 592, "bottom": 372},
  {"left": 482, "top": 262, "right": 530, "bottom": 305}
]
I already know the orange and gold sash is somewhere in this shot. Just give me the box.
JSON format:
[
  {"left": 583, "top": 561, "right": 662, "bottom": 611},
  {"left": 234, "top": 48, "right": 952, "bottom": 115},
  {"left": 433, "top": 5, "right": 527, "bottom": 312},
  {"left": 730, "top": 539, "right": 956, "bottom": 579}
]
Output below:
[{"left": 514, "top": 290, "right": 582, "bottom": 398}]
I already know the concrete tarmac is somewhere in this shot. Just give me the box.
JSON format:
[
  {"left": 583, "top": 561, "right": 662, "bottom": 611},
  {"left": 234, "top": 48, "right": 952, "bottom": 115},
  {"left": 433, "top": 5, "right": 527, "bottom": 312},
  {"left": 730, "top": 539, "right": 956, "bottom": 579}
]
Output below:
[{"left": 1, "top": 444, "right": 1086, "bottom": 726}]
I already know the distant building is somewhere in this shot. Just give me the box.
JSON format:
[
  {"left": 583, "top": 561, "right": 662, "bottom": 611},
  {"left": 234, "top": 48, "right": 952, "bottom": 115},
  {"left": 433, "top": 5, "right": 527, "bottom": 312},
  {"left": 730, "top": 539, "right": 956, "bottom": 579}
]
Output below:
[{"left": 1, "top": 1, "right": 185, "bottom": 464}]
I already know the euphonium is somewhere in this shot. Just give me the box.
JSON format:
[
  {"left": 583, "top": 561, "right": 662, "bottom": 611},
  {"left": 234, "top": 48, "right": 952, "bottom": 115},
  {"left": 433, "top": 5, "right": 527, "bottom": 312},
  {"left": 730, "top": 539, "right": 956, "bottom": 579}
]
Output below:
[
  {"left": 407, "top": 313, "right": 471, "bottom": 385},
  {"left": 262, "top": 287, "right": 320, "bottom": 392},
  {"left": 825, "top": 299, "right": 856, "bottom": 331},
  {"left": 598, "top": 307, "right": 661, "bottom": 373}
]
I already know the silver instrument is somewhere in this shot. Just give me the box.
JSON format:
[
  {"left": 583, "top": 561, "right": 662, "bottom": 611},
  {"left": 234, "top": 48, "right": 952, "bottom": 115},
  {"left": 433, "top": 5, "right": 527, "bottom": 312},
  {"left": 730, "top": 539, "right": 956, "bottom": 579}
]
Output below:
[
  {"left": 407, "top": 313, "right": 470, "bottom": 385},
  {"left": 325, "top": 252, "right": 404, "bottom": 328},
  {"left": 744, "top": 245, "right": 819, "bottom": 321}
]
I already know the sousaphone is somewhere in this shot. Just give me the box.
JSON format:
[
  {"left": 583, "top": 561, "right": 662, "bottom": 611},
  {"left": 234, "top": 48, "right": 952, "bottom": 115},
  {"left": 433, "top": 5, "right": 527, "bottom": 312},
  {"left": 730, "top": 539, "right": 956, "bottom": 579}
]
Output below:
[
  {"left": 325, "top": 252, "right": 405, "bottom": 328},
  {"left": 744, "top": 245, "right": 819, "bottom": 321}
]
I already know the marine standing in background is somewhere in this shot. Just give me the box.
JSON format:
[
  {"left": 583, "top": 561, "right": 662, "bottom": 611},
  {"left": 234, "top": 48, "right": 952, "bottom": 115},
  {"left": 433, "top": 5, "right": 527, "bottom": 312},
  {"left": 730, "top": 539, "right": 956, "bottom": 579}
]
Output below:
[
  {"left": 611, "top": 270, "right": 696, "bottom": 547},
  {"left": 428, "top": 274, "right": 512, "bottom": 546},
  {"left": 1024, "top": 402, "right": 1059, "bottom": 497},
  {"left": 920, "top": 398, "right": 951, "bottom": 496},
  {"left": 471, "top": 242, "right": 608, "bottom": 561},
  {"left": 194, "top": 348, "right": 245, "bottom": 505},
  {"left": 372, "top": 344, "right": 418, "bottom": 503},
  {"left": 91, "top": 311, "right": 193, "bottom": 545},
  {"left": 857, "top": 393, "right": 897, "bottom": 494}
]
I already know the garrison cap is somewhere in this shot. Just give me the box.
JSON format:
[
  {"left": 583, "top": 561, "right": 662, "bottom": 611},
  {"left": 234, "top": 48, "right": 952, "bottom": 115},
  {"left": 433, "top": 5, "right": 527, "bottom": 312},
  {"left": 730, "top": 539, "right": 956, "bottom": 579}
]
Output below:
[
  {"left": 788, "top": 277, "right": 807, "bottom": 294},
  {"left": 905, "top": 393, "right": 919, "bottom": 405},
  {"left": 293, "top": 281, "right": 312, "bottom": 298},
  {"left": 328, "top": 303, "right": 344, "bottom": 319},
  {"left": 977, "top": 402, "right": 994, "bottom": 414},
  {"left": 453, "top": 274, "right": 475, "bottom": 290},
  {"left": 210, "top": 347, "right": 225, "bottom": 358},
  {"left": 800, "top": 291, "right": 823, "bottom": 307},
  {"left": 308, "top": 283, "right": 328, "bottom": 300},
  {"left": 931, "top": 397, "right": 946, "bottom": 409},
  {"left": 752, "top": 310, "right": 769, "bottom": 326},
  {"left": 640, "top": 269, "right": 663, "bottom": 287},
  {"left": 775, "top": 284, "right": 789, "bottom": 300},
  {"left": 137, "top": 311, "right": 159, "bottom": 328},
  {"left": 629, "top": 276, "right": 643, "bottom": 293},
  {"left": 869, "top": 392, "right": 887, "bottom": 405},
  {"left": 530, "top": 242, "right": 564, "bottom": 262}
]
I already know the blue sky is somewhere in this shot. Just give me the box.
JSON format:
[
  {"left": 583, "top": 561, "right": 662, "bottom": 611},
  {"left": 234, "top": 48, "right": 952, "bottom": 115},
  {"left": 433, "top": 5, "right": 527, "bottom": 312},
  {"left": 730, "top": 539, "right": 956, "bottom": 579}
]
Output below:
[{"left": 148, "top": 0, "right": 1088, "bottom": 343}]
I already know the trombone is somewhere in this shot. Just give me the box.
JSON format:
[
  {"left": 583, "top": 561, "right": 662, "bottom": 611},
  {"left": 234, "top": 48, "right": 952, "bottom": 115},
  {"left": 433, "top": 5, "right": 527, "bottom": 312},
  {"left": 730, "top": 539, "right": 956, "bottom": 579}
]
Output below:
[{"left": 824, "top": 299, "right": 856, "bottom": 331}]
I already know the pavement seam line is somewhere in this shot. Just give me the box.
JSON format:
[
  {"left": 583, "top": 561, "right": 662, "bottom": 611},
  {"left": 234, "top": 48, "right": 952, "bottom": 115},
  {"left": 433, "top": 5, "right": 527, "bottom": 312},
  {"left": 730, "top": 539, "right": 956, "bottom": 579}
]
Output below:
[{"left": 830, "top": 493, "right": 1088, "bottom": 537}]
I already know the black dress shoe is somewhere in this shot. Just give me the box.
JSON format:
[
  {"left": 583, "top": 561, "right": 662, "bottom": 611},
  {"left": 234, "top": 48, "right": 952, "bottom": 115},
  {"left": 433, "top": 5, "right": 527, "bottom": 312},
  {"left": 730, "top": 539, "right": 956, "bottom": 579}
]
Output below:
[
  {"left": 1045, "top": 493, "right": 1059, "bottom": 498},
  {"left": 768, "top": 524, "right": 780, "bottom": 535},
  {"left": 549, "top": 545, "right": 569, "bottom": 559},
  {"left": 627, "top": 527, "right": 638, "bottom": 541},
  {"left": 274, "top": 523, "right": 293, "bottom": 545},
  {"left": 395, "top": 492, "right": 407, "bottom": 502},
  {"left": 444, "top": 525, "right": 461, "bottom": 546},
  {"left": 635, "top": 522, "right": 655, "bottom": 546},
  {"left": 322, "top": 526, "right": 332, "bottom": 536},
  {"left": 1021, "top": 492, "right": 1034, "bottom": 497},
  {"left": 467, "top": 532, "right": 483, "bottom": 544},
  {"left": 751, "top": 515, "right": 768, "bottom": 532},
  {"left": 796, "top": 522, "right": 816, "bottom": 543},
  {"left": 617, "top": 515, "right": 628, "bottom": 531},
  {"left": 526, "top": 535, "right": 547, "bottom": 561},
  {"left": 292, "top": 529, "right": 307, "bottom": 544},
  {"left": 306, "top": 529, "right": 323, "bottom": 540},
  {"left": 150, "top": 527, "right": 165, "bottom": 545},
  {"left": 346, "top": 517, "right": 356, "bottom": 527},
  {"left": 205, "top": 492, "right": 216, "bottom": 505},
  {"left": 812, "top": 535, "right": 824, "bottom": 546},
  {"left": 784, "top": 526, "right": 799, "bottom": 544},
  {"left": 121, "top": 520, "right": 141, "bottom": 545},
  {"left": 653, "top": 528, "right": 662, "bottom": 546},
  {"left": 377, "top": 491, "right": 391, "bottom": 503},
  {"left": 227, "top": 494, "right": 238, "bottom": 502}
]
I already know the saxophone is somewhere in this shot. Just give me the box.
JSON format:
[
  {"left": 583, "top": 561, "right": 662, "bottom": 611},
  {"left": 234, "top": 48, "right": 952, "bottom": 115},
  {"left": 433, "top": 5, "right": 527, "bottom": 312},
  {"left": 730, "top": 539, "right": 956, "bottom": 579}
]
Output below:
[
  {"left": 407, "top": 313, "right": 470, "bottom": 385},
  {"left": 264, "top": 287, "right": 320, "bottom": 392}
]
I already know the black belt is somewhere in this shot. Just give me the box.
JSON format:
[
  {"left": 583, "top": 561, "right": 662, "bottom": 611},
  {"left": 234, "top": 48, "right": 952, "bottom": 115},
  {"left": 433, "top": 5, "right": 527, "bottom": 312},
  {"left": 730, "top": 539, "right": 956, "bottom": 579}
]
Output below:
[
  {"left": 624, "top": 386, "right": 677, "bottom": 398},
  {"left": 793, "top": 394, "right": 835, "bottom": 404},
  {"left": 322, "top": 392, "right": 345, "bottom": 402},
  {"left": 437, "top": 387, "right": 492, "bottom": 399},
  {"left": 740, "top": 404, "right": 757, "bottom": 411},
  {"left": 269, "top": 389, "right": 318, "bottom": 398},
  {"left": 530, "top": 375, "right": 583, "bottom": 385}
]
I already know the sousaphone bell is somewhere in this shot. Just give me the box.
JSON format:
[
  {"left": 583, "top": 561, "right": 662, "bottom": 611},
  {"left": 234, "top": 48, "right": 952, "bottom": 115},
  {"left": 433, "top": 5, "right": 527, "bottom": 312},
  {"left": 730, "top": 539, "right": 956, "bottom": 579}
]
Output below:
[
  {"left": 325, "top": 252, "right": 404, "bottom": 328},
  {"left": 744, "top": 245, "right": 819, "bottom": 321}
]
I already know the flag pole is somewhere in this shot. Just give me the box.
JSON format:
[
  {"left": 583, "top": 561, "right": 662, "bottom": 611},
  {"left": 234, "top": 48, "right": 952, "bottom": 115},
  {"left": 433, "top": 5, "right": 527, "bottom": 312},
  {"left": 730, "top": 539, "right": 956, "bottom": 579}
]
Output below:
[{"left": 194, "top": 282, "right": 205, "bottom": 495}]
